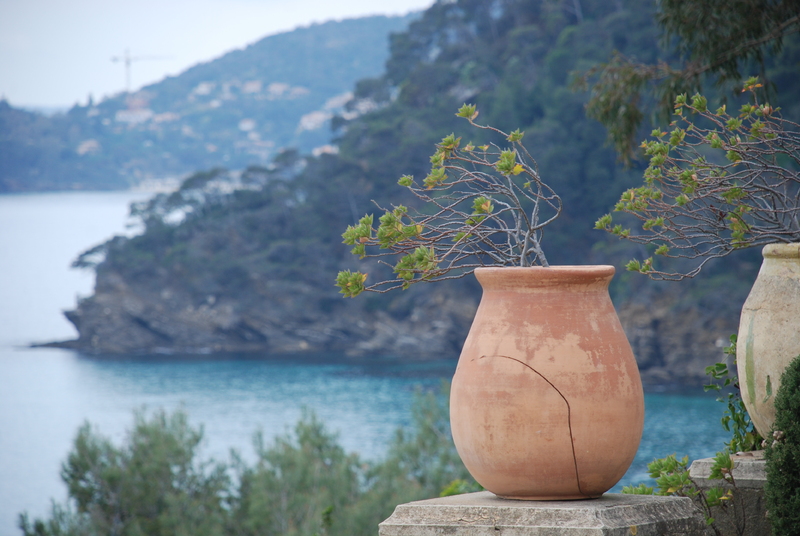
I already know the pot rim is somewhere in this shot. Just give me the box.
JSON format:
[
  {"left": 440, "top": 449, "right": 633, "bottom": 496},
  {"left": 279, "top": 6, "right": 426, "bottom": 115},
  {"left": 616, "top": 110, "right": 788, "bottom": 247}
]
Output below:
[
  {"left": 475, "top": 265, "right": 615, "bottom": 272},
  {"left": 763, "top": 242, "right": 800, "bottom": 259},
  {"left": 473, "top": 265, "right": 615, "bottom": 290}
]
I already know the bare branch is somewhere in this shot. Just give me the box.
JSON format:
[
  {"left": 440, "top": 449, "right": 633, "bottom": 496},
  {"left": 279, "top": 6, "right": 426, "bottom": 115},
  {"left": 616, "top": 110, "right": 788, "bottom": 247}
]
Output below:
[
  {"left": 597, "top": 82, "right": 800, "bottom": 280},
  {"left": 336, "top": 108, "right": 563, "bottom": 296}
]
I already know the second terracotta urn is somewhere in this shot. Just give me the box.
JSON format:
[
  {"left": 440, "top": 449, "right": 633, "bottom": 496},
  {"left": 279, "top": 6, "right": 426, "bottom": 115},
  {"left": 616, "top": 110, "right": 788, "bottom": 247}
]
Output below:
[{"left": 737, "top": 242, "right": 800, "bottom": 438}]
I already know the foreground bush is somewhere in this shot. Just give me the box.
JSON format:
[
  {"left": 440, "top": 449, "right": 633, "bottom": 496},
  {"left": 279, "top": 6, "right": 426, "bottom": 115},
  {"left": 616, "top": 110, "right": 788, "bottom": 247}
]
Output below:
[
  {"left": 765, "top": 355, "right": 800, "bottom": 536},
  {"left": 19, "top": 386, "right": 473, "bottom": 536}
]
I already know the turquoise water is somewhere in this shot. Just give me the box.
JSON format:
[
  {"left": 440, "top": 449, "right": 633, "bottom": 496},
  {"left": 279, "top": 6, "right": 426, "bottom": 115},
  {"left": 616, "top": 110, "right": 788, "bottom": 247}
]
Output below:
[
  {"left": 0, "top": 192, "right": 733, "bottom": 535},
  {"left": 0, "top": 347, "right": 731, "bottom": 534}
]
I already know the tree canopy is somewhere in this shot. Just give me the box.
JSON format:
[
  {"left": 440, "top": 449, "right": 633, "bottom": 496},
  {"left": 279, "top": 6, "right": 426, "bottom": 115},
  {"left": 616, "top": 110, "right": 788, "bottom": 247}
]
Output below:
[
  {"left": 579, "top": 0, "right": 800, "bottom": 161},
  {"left": 19, "top": 389, "right": 473, "bottom": 536}
]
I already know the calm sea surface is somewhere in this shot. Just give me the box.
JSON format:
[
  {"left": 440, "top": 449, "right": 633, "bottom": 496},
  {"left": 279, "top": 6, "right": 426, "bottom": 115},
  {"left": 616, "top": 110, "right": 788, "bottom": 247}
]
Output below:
[{"left": 0, "top": 191, "right": 732, "bottom": 535}]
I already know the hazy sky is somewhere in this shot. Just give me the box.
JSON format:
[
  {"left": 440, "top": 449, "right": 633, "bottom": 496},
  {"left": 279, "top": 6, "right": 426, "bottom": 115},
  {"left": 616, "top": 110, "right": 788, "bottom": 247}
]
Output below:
[{"left": 0, "top": 0, "right": 434, "bottom": 109}]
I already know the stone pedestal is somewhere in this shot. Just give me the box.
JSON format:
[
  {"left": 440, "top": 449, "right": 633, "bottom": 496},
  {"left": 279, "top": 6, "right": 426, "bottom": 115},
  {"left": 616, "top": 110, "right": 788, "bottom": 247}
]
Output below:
[
  {"left": 379, "top": 491, "right": 706, "bottom": 535},
  {"left": 689, "top": 451, "right": 770, "bottom": 536}
]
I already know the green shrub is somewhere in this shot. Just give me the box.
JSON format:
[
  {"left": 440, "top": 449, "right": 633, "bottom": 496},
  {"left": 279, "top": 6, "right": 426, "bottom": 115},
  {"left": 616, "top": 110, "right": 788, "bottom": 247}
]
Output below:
[
  {"left": 19, "top": 409, "right": 231, "bottom": 536},
  {"left": 233, "top": 410, "right": 363, "bottom": 536},
  {"left": 19, "top": 386, "right": 477, "bottom": 536},
  {"left": 765, "top": 355, "right": 800, "bottom": 535},
  {"left": 704, "top": 335, "right": 763, "bottom": 453}
]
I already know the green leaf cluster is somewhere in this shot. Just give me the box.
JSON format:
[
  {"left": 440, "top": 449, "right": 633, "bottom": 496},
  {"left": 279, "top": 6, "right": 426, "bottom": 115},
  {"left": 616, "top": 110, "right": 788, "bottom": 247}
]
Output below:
[
  {"left": 506, "top": 129, "right": 524, "bottom": 142},
  {"left": 494, "top": 150, "right": 523, "bottom": 176},
  {"left": 342, "top": 214, "right": 374, "bottom": 257},
  {"left": 395, "top": 247, "right": 438, "bottom": 287},
  {"left": 423, "top": 167, "right": 447, "bottom": 189},
  {"left": 468, "top": 196, "right": 493, "bottom": 222},
  {"left": 645, "top": 454, "right": 697, "bottom": 496},
  {"left": 703, "top": 335, "right": 764, "bottom": 453},
  {"left": 625, "top": 257, "right": 652, "bottom": 273},
  {"left": 377, "top": 206, "right": 421, "bottom": 248},
  {"left": 398, "top": 175, "right": 414, "bottom": 187},
  {"left": 336, "top": 270, "right": 368, "bottom": 298},
  {"left": 455, "top": 104, "right": 478, "bottom": 120},
  {"left": 621, "top": 483, "right": 654, "bottom": 495}
]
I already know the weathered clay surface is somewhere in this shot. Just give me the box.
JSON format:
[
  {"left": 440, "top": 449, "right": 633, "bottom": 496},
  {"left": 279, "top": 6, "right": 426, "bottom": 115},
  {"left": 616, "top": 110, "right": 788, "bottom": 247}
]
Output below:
[
  {"left": 450, "top": 266, "right": 644, "bottom": 499},
  {"left": 737, "top": 243, "right": 800, "bottom": 437}
]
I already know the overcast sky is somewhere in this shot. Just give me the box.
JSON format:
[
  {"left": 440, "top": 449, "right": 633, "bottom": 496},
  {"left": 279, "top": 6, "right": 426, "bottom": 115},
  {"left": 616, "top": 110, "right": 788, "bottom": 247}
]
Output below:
[{"left": 0, "top": 0, "right": 434, "bottom": 109}]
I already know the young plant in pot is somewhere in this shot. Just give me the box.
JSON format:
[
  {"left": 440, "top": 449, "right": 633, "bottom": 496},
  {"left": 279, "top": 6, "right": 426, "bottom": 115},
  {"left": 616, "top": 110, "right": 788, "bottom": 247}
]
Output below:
[
  {"left": 336, "top": 105, "right": 644, "bottom": 500},
  {"left": 596, "top": 78, "right": 800, "bottom": 440}
]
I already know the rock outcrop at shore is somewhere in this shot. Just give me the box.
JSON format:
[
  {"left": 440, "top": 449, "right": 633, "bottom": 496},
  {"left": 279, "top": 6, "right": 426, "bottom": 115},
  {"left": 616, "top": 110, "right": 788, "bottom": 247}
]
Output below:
[
  {"left": 55, "top": 268, "right": 480, "bottom": 361},
  {"left": 52, "top": 263, "right": 747, "bottom": 388}
]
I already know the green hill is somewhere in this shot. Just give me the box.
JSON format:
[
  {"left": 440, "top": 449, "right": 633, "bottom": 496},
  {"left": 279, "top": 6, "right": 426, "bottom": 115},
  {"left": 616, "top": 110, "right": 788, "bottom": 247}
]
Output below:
[
  {"left": 0, "top": 14, "right": 414, "bottom": 192},
  {"left": 55, "top": 0, "right": 800, "bottom": 386}
]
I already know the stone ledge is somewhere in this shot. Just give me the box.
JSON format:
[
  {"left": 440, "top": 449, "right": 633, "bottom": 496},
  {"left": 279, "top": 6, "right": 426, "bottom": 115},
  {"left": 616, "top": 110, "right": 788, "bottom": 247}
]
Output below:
[
  {"left": 689, "top": 454, "right": 770, "bottom": 536},
  {"left": 689, "top": 451, "right": 766, "bottom": 488},
  {"left": 379, "top": 492, "right": 707, "bottom": 535}
]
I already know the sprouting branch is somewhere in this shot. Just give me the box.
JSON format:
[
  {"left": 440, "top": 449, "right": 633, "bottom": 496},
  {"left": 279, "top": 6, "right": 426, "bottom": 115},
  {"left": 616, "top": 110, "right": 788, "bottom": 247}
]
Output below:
[
  {"left": 596, "top": 79, "right": 800, "bottom": 280},
  {"left": 336, "top": 105, "right": 563, "bottom": 296}
]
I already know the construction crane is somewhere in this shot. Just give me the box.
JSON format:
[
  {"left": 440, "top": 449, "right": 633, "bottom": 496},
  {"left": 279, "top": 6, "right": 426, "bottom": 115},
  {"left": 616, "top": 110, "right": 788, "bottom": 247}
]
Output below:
[{"left": 111, "top": 49, "right": 169, "bottom": 93}]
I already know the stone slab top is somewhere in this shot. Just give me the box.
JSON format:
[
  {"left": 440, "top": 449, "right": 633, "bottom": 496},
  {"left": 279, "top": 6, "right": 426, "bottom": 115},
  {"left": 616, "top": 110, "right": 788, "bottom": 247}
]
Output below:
[
  {"left": 689, "top": 452, "right": 766, "bottom": 488},
  {"left": 379, "top": 492, "right": 708, "bottom": 535}
]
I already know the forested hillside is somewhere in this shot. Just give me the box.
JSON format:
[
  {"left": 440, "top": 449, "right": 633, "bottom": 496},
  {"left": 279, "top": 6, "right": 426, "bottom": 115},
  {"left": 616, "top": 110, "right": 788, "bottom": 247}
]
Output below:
[
  {"left": 0, "top": 15, "right": 412, "bottom": 192},
  {"left": 57, "top": 0, "right": 800, "bottom": 386}
]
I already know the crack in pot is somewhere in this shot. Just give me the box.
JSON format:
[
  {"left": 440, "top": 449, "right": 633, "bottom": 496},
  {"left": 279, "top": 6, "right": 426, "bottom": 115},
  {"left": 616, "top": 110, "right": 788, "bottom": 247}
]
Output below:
[{"left": 478, "top": 354, "right": 587, "bottom": 498}]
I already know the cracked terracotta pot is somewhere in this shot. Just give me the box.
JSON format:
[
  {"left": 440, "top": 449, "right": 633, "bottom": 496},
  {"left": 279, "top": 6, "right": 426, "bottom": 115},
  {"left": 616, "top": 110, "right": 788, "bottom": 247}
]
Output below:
[
  {"left": 737, "top": 242, "right": 800, "bottom": 438},
  {"left": 450, "top": 266, "right": 644, "bottom": 500}
]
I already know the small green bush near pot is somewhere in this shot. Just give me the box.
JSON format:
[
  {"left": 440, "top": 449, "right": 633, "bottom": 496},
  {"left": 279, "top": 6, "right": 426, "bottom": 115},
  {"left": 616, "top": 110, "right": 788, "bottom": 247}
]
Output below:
[{"left": 765, "top": 354, "right": 800, "bottom": 535}]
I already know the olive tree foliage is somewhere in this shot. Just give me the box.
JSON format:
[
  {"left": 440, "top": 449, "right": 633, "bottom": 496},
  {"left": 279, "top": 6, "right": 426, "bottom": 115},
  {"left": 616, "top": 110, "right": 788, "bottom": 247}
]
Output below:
[
  {"left": 381, "top": 386, "right": 469, "bottom": 497},
  {"left": 19, "top": 410, "right": 231, "bottom": 536},
  {"left": 336, "top": 105, "right": 562, "bottom": 297},
  {"left": 19, "top": 387, "right": 473, "bottom": 536},
  {"left": 596, "top": 79, "right": 800, "bottom": 280},
  {"left": 348, "top": 384, "right": 475, "bottom": 531},
  {"left": 576, "top": 0, "right": 800, "bottom": 162},
  {"left": 233, "top": 411, "right": 363, "bottom": 536}
]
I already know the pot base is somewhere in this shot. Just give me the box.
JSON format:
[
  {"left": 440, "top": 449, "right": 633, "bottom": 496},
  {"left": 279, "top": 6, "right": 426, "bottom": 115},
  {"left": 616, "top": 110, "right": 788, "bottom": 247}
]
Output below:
[{"left": 495, "top": 493, "right": 602, "bottom": 501}]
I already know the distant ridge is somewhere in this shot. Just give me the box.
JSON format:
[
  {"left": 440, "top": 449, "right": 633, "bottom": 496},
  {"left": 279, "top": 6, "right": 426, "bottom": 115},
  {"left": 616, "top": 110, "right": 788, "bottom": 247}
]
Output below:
[{"left": 0, "top": 14, "right": 415, "bottom": 192}]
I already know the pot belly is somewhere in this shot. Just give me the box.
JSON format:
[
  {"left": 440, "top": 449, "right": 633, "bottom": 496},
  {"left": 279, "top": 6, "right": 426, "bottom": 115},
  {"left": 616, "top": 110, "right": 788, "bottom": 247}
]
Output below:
[{"left": 451, "top": 352, "right": 641, "bottom": 499}]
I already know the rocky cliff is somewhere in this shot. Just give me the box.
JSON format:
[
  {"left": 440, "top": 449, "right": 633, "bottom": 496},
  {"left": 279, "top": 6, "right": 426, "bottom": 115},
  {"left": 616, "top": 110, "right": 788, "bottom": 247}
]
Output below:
[
  {"left": 53, "top": 246, "right": 757, "bottom": 388},
  {"left": 57, "top": 269, "right": 480, "bottom": 361}
]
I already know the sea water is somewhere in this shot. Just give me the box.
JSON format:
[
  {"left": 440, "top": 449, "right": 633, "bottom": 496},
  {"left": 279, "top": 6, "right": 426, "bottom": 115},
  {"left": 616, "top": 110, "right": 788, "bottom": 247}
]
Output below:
[{"left": 0, "top": 191, "right": 732, "bottom": 535}]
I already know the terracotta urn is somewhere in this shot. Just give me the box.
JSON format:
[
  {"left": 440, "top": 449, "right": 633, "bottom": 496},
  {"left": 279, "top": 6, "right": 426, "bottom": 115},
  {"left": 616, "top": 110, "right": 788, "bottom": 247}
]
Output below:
[
  {"left": 450, "top": 266, "right": 644, "bottom": 500},
  {"left": 737, "top": 242, "right": 800, "bottom": 438}
]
